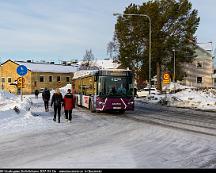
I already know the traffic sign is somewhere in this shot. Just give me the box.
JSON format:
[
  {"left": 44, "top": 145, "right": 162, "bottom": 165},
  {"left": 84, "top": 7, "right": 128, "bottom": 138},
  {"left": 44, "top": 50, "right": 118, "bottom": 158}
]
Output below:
[
  {"left": 17, "top": 65, "right": 28, "bottom": 76},
  {"left": 17, "top": 77, "right": 25, "bottom": 88},
  {"left": 163, "top": 72, "right": 170, "bottom": 84}
]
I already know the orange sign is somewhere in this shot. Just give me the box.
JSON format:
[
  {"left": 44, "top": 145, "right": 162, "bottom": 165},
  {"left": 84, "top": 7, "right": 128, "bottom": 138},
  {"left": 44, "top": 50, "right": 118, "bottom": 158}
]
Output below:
[
  {"left": 17, "top": 77, "right": 25, "bottom": 88},
  {"left": 163, "top": 72, "right": 170, "bottom": 84}
]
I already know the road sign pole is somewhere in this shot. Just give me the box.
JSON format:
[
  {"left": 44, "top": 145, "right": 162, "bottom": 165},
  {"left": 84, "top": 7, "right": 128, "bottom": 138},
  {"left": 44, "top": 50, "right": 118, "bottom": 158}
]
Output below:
[
  {"left": 16, "top": 65, "right": 27, "bottom": 101},
  {"left": 21, "top": 77, "right": 23, "bottom": 101}
]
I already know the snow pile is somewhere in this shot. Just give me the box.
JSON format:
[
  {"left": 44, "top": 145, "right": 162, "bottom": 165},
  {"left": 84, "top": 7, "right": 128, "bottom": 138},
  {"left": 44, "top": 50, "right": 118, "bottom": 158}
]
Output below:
[
  {"left": 0, "top": 90, "right": 32, "bottom": 112},
  {"left": 138, "top": 88, "right": 216, "bottom": 111},
  {"left": 166, "top": 89, "right": 216, "bottom": 110},
  {"left": 0, "top": 91, "right": 20, "bottom": 111},
  {"left": 50, "top": 84, "right": 72, "bottom": 96},
  {"left": 0, "top": 90, "right": 17, "bottom": 103},
  {"left": 163, "top": 82, "right": 195, "bottom": 91},
  {"left": 0, "top": 90, "right": 46, "bottom": 135}
]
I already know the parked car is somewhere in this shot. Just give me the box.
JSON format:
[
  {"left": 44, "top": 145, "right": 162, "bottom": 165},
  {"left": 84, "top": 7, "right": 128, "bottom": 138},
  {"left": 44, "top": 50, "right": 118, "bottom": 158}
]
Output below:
[{"left": 137, "top": 87, "right": 160, "bottom": 97}]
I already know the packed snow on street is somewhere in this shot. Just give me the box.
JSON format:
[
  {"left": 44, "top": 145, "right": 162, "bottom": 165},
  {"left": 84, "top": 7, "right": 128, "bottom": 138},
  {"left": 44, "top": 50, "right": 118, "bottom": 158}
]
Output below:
[{"left": 1, "top": 85, "right": 216, "bottom": 168}]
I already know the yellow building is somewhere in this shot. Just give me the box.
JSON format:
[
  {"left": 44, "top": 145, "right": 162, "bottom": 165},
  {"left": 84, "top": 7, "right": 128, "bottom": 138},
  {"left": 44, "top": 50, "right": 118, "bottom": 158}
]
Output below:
[{"left": 0, "top": 59, "right": 77, "bottom": 94}]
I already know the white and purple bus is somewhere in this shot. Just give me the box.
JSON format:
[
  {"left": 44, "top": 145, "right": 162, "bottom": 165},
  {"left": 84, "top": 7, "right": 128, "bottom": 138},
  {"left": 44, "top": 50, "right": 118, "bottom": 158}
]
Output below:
[{"left": 72, "top": 69, "right": 134, "bottom": 113}]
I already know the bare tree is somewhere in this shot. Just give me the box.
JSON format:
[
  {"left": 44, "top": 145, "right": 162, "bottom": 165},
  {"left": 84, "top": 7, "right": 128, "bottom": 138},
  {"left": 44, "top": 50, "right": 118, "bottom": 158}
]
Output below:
[
  {"left": 107, "top": 34, "right": 120, "bottom": 62},
  {"left": 80, "top": 49, "right": 96, "bottom": 70}
]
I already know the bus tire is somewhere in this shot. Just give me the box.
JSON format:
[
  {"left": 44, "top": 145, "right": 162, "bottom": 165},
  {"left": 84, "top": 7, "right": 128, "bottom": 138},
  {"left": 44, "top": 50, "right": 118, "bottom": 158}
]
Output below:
[{"left": 119, "top": 110, "right": 125, "bottom": 114}]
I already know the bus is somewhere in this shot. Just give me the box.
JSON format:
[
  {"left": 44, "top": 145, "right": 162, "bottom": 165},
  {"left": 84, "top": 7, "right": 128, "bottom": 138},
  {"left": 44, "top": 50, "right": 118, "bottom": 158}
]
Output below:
[{"left": 72, "top": 69, "right": 134, "bottom": 113}]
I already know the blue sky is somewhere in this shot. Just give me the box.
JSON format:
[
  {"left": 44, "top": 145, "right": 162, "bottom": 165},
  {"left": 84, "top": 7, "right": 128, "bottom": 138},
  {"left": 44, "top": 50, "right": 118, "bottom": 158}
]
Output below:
[{"left": 0, "top": 0, "right": 215, "bottom": 63}]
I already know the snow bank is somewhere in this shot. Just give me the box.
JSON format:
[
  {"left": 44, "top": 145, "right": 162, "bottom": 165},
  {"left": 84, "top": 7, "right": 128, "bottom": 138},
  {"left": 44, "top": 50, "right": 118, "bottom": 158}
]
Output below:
[
  {"left": 163, "top": 82, "right": 195, "bottom": 91},
  {"left": 50, "top": 84, "right": 72, "bottom": 96},
  {"left": 137, "top": 88, "right": 216, "bottom": 111},
  {"left": 167, "top": 89, "right": 216, "bottom": 110},
  {"left": 0, "top": 90, "right": 41, "bottom": 135}
]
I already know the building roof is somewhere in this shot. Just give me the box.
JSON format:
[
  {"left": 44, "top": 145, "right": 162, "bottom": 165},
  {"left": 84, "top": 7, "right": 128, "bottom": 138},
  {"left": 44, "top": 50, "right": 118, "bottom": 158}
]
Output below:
[
  {"left": 78, "top": 59, "right": 120, "bottom": 69},
  {"left": 197, "top": 43, "right": 213, "bottom": 57},
  {"left": 197, "top": 42, "right": 212, "bottom": 52},
  {"left": 14, "top": 60, "right": 78, "bottom": 73}
]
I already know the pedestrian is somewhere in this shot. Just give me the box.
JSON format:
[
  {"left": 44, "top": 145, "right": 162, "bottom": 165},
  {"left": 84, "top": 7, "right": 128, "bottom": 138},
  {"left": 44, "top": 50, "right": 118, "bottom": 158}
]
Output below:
[
  {"left": 51, "top": 88, "right": 63, "bottom": 123},
  {"left": 63, "top": 89, "right": 75, "bottom": 123},
  {"left": 35, "top": 89, "right": 39, "bottom": 99},
  {"left": 42, "top": 87, "right": 50, "bottom": 112}
]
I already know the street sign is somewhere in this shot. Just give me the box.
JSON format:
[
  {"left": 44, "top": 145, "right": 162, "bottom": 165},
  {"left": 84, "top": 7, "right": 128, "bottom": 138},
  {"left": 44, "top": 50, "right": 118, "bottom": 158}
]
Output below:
[
  {"left": 163, "top": 72, "right": 170, "bottom": 84},
  {"left": 17, "top": 77, "right": 25, "bottom": 88},
  {"left": 17, "top": 65, "right": 28, "bottom": 76}
]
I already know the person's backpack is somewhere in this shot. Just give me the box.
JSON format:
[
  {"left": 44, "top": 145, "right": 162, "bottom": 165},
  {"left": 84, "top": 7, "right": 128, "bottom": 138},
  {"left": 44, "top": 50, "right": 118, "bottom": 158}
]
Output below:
[
  {"left": 43, "top": 90, "right": 50, "bottom": 100},
  {"left": 54, "top": 94, "right": 62, "bottom": 105}
]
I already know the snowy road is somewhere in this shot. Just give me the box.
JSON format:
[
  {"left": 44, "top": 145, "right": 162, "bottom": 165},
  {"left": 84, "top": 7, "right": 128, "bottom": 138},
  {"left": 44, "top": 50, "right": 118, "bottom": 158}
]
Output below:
[{"left": 1, "top": 96, "right": 216, "bottom": 168}]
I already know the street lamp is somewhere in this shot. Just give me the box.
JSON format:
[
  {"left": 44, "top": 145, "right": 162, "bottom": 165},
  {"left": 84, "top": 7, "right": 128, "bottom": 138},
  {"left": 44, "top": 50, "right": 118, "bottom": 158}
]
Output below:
[
  {"left": 172, "top": 49, "right": 176, "bottom": 83},
  {"left": 113, "top": 13, "right": 152, "bottom": 94}
]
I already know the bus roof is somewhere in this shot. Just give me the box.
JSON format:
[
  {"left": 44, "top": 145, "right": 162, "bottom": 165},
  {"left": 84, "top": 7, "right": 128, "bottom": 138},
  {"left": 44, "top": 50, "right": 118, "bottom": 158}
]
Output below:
[{"left": 73, "top": 69, "right": 131, "bottom": 79}]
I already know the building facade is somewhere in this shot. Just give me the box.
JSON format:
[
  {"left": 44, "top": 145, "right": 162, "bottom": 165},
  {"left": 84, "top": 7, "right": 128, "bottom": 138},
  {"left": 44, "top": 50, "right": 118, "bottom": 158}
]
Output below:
[
  {"left": 181, "top": 45, "right": 214, "bottom": 88},
  {"left": 0, "top": 60, "right": 78, "bottom": 94}
]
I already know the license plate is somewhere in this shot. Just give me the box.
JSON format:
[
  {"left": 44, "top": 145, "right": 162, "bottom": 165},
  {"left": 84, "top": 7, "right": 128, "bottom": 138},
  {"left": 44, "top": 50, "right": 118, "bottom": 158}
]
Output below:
[{"left": 113, "top": 107, "right": 121, "bottom": 109}]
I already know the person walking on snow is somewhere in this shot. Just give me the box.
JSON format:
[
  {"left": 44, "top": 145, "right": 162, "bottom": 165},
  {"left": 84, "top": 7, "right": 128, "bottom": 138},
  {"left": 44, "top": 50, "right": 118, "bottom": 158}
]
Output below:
[
  {"left": 42, "top": 87, "right": 50, "bottom": 112},
  {"left": 51, "top": 88, "right": 63, "bottom": 123},
  {"left": 34, "top": 89, "right": 39, "bottom": 99},
  {"left": 63, "top": 89, "right": 75, "bottom": 123}
]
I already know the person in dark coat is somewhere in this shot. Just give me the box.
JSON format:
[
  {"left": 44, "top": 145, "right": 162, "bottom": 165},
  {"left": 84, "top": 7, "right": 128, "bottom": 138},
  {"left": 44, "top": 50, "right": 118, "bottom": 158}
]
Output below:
[
  {"left": 34, "top": 89, "right": 39, "bottom": 99},
  {"left": 63, "top": 89, "right": 75, "bottom": 123},
  {"left": 42, "top": 88, "right": 50, "bottom": 112},
  {"left": 51, "top": 88, "right": 63, "bottom": 123}
]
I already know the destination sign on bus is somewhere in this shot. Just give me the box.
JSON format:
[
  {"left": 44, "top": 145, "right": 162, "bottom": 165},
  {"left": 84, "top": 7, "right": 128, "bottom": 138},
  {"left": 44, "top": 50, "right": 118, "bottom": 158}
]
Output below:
[{"left": 99, "top": 70, "right": 132, "bottom": 76}]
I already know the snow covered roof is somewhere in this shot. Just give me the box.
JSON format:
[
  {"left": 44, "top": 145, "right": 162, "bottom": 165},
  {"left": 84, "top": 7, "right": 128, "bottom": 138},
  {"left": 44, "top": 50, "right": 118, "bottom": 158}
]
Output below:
[
  {"left": 73, "top": 70, "right": 99, "bottom": 79},
  {"left": 78, "top": 59, "right": 120, "bottom": 69},
  {"left": 15, "top": 61, "right": 78, "bottom": 73},
  {"left": 197, "top": 42, "right": 212, "bottom": 52},
  {"left": 94, "top": 59, "right": 120, "bottom": 69},
  {"left": 197, "top": 43, "right": 213, "bottom": 57}
]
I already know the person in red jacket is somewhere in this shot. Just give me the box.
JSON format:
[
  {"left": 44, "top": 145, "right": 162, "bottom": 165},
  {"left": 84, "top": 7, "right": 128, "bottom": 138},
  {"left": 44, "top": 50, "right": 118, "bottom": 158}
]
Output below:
[{"left": 63, "top": 89, "right": 75, "bottom": 123}]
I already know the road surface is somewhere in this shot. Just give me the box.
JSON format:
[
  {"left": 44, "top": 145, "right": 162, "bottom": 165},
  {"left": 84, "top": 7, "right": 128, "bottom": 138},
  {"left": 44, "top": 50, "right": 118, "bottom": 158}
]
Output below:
[{"left": 0, "top": 98, "right": 216, "bottom": 168}]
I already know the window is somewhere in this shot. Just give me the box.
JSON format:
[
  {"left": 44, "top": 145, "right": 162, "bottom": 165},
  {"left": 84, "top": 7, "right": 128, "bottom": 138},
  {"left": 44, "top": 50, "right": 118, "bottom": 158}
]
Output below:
[
  {"left": 197, "top": 77, "right": 202, "bottom": 83},
  {"left": 197, "top": 62, "right": 203, "bottom": 68},
  {"left": 49, "top": 76, "right": 52, "bottom": 82},
  {"left": 1, "top": 78, "right": 5, "bottom": 83},
  {"left": 57, "top": 76, "right": 61, "bottom": 82},
  {"left": 40, "top": 76, "right": 44, "bottom": 82},
  {"left": 8, "top": 78, "right": 12, "bottom": 83},
  {"left": 66, "top": 77, "right": 70, "bottom": 82}
]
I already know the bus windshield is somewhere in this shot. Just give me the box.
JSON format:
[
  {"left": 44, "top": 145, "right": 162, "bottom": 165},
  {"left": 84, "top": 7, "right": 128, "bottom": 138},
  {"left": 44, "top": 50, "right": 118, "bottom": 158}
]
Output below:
[{"left": 98, "top": 76, "right": 133, "bottom": 97}]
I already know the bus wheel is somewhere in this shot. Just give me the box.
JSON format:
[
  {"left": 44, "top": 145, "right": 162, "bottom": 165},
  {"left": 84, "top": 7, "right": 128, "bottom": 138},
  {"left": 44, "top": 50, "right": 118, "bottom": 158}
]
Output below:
[{"left": 119, "top": 110, "right": 125, "bottom": 114}]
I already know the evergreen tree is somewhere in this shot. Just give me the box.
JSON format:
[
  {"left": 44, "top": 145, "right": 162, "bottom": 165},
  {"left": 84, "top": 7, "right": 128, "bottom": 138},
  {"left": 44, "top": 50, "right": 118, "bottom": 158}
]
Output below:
[{"left": 114, "top": 0, "right": 200, "bottom": 90}]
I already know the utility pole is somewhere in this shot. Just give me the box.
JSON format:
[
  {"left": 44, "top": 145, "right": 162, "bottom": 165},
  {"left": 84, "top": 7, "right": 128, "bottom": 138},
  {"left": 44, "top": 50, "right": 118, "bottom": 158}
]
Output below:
[{"left": 172, "top": 49, "right": 176, "bottom": 83}]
